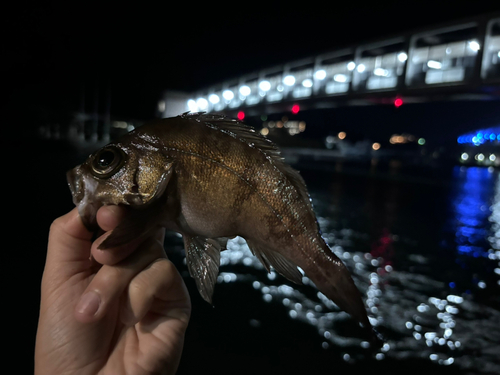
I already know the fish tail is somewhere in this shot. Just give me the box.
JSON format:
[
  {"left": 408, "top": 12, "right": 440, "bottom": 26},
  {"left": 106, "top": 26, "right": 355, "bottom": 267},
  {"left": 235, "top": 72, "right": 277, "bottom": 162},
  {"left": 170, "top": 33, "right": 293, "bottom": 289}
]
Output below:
[{"left": 302, "top": 241, "right": 381, "bottom": 344}]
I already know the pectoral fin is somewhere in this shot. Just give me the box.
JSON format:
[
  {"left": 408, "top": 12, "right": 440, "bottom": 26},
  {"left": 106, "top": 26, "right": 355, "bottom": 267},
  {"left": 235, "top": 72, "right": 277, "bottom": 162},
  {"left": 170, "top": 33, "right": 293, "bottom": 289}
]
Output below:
[
  {"left": 246, "top": 240, "right": 303, "bottom": 285},
  {"left": 184, "top": 235, "right": 221, "bottom": 304}
]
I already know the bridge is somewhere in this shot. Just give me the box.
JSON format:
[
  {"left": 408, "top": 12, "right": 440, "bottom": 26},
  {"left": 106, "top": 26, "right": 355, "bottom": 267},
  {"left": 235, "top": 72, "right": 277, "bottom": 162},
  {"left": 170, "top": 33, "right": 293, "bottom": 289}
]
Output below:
[{"left": 158, "top": 13, "right": 500, "bottom": 119}]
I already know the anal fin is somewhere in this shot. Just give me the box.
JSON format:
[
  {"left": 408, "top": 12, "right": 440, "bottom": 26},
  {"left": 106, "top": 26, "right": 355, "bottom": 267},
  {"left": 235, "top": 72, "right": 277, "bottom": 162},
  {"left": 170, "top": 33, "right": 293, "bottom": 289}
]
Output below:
[
  {"left": 184, "top": 235, "right": 221, "bottom": 304},
  {"left": 246, "top": 239, "right": 303, "bottom": 285}
]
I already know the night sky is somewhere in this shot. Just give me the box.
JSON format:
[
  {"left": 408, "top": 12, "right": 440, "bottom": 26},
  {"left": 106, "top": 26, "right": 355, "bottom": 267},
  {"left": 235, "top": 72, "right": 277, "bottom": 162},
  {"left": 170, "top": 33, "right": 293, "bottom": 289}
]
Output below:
[{"left": 3, "top": 1, "right": 500, "bottom": 124}]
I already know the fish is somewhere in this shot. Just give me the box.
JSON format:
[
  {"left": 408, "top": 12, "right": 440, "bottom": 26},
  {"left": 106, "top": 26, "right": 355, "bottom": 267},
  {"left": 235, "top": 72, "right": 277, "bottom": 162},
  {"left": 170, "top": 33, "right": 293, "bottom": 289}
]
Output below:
[{"left": 67, "top": 112, "right": 380, "bottom": 343}]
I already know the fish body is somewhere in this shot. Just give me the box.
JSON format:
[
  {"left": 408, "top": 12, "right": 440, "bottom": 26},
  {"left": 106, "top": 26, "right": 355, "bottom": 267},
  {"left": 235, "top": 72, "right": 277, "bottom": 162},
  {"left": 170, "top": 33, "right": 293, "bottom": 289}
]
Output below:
[{"left": 67, "top": 113, "right": 377, "bottom": 340}]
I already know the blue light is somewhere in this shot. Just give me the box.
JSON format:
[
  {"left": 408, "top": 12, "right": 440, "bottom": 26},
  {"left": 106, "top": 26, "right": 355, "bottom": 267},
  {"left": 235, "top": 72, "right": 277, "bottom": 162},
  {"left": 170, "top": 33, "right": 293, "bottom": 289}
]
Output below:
[
  {"left": 490, "top": 134, "right": 496, "bottom": 140},
  {"left": 477, "top": 132, "right": 483, "bottom": 139},
  {"left": 449, "top": 282, "right": 456, "bottom": 288},
  {"left": 472, "top": 136, "right": 478, "bottom": 143},
  {"left": 497, "top": 134, "right": 500, "bottom": 140}
]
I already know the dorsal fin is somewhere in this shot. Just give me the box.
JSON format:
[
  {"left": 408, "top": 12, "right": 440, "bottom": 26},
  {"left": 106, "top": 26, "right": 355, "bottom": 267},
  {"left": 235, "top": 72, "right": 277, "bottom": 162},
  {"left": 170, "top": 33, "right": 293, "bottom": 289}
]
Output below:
[{"left": 180, "top": 112, "right": 312, "bottom": 207}]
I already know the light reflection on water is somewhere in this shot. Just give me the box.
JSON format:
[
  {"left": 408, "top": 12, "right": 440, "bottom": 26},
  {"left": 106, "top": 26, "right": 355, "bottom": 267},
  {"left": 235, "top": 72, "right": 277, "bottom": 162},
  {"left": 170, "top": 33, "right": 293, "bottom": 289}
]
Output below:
[{"left": 180, "top": 166, "right": 500, "bottom": 373}]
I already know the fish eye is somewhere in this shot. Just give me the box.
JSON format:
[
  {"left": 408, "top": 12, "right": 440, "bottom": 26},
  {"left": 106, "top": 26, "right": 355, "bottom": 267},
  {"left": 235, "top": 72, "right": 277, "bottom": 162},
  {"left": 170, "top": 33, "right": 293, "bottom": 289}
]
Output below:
[{"left": 91, "top": 146, "right": 125, "bottom": 178}]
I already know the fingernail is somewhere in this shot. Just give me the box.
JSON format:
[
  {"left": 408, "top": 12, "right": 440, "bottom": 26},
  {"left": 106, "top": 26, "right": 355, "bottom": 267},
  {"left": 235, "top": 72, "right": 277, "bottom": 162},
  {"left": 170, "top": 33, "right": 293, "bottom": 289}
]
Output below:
[{"left": 76, "top": 291, "right": 101, "bottom": 317}]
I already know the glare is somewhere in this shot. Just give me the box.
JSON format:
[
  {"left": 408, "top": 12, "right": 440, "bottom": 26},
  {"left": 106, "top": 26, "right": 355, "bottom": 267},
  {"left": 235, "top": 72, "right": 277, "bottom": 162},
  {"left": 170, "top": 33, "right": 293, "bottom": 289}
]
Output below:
[
  {"left": 239, "top": 85, "right": 251, "bottom": 96},
  {"left": 427, "top": 60, "right": 442, "bottom": 69},
  {"left": 222, "top": 90, "right": 234, "bottom": 101},
  {"left": 356, "top": 64, "right": 366, "bottom": 73},
  {"left": 314, "top": 69, "right": 327, "bottom": 80},
  {"left": 418, "top": 138, "right": 426, "bottom": 145},
  {"left": 208, "top": 94, "right": 220, "bottom": 104},
  {"left": 372, "top": 142, "right": 381, "bottom": 150},
  {"left": 196, "top": 98, "right": 208, "bottom": 110},
  {"left": 283, "top": 75, "right": 296, "bottom": 86},
  {"left": 347, "top": 61, "right": 356, "bottom": 71},
  {"left": 302, "top": 78, "right": 313, "bottom": 88},
  {"left": 338, "top": 131, "right": 346, "bottom": 140},
  {"left": 476, "top": 153, "right": 485, "bottom": 161},
  {"left": 334, "top": 74, "right": 348, "bottom": 82},
  {"left": 260, "top": 127, "right": 269, "bottom": 136},
  {"left": 468, "top": 40, "right": 480, "bottom": 52},
  {"left": 461, "top": 153, "right": 469, "bottom": 161},
  {"left": 398, "top": 52, "right": 408, "bottom": 62},
  {"left": 490, "top": 154, "right": 496, "bottom": 161},
  {"left": 259, "top": 80, "right": 271, "bottom": 91}
]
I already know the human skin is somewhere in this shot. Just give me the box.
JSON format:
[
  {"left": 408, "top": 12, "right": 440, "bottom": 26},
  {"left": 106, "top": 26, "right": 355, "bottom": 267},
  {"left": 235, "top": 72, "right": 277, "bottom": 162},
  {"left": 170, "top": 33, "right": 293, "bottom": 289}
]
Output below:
[{"left": 35, "top": 206, "right": 191, "bottom": 375}]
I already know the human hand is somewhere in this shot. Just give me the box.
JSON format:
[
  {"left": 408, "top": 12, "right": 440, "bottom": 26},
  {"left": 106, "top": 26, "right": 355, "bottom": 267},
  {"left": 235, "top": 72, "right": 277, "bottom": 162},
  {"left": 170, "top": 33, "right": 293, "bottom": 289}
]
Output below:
[{"left": 35, "top": 206, "right": 191, "bottom": 375}]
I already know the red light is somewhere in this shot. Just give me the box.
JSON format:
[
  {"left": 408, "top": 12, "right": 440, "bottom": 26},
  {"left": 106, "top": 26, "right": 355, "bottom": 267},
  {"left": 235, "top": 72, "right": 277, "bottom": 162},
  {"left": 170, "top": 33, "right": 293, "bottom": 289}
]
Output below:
[
  {"left": 394, "top": 98, "right": 403, "bottom": 107},
  {"left": 237, "top": 111, "right": 245, "bottom": 120},
  {"left": 292, "top": 104, "right": 300, "bottom": 114}
]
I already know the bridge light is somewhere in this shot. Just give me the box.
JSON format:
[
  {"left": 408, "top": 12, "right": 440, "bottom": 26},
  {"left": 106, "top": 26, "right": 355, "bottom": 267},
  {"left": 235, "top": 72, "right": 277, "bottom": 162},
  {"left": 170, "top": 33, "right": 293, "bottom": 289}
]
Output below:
[
  {"left": 222, "top": 90, "right": 234, "bottom": 101},
  {"left": 302, "top": 79, "right": 313, "bottom": 87},
  {"left": 468, "top": 40, "right": 480, "bottom": 52},
  {"left": 314, "top": 70, "right": 327, "bottom": 80},
  {"left": 259, "top": 80, "right": 271, "bottom": 91},
  {"left": 187, "top": 99, "right": 198, "bottom": 112},
  {"left": 292, "top": 104, "right": 300, "bottom": 114},
  {"left": 427, "top": 60, "right": 442, "bottom": 69},
  {"left": 394, "top": 98, "right": 403, "bottom": 107},
  {"left": 239, "top": 85, "right": 251, "bottom": 96},
  {"left": 208, "top": 94, "right": 220, "bottom": 104},
  {"left": 347, "top": 61, "right": 356, "bottom": 71},
  {"left": 196, "top": 98, "right": 208, "bottom": 110},
  {"left": 397, "top": 52, "right": 408, "bottom": 62},
  {"left": 356, "top": 64, "right": 366, "bottom": 73},
  {"left": 283, "top": 75, "right": 296, "bottom": 86},
  {"left": 237, "top": 111, "right": 245, "bottom": 120},
  {"left": 334, "top": 74, "right": 347, "bottom": 82},
  {"left": 490, "top": 154, "right": 496, "bottom": 162},
  {"left": 461, "top": 153, "right": 469, "bottom": 161},
  {"left": 374, "top": 68, "right": 389, "bottom": 77}
]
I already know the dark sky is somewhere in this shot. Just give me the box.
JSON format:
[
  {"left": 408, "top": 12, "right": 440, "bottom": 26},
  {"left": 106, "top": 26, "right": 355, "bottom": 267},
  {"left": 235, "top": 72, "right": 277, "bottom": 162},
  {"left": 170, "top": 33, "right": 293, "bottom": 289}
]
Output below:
[{"left": 4, "top": 1, "right": 500, "bottom": 121}]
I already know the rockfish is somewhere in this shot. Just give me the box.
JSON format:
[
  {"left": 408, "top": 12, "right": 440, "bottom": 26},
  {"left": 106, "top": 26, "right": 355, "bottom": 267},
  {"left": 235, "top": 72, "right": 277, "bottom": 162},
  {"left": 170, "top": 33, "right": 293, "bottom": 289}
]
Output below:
[{"left": 67, "top": 112, "right": 377, "bottom": 341}]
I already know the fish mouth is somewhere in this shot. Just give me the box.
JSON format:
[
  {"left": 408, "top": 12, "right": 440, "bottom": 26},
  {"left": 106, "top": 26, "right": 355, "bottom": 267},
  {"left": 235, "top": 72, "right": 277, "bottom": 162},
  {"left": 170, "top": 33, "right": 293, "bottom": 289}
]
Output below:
[{"left": 67, "top": 167, "right": 101, "bottom": 231}]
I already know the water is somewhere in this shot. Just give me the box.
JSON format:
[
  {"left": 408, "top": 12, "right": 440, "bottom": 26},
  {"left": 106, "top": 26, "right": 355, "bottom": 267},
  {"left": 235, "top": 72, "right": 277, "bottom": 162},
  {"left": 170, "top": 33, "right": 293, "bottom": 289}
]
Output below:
[
  {"left": 173, "top": 164, "right": 500, "bottom": 375},
  {"left": 17, "top": 143, "right": 500, "bottom": 374}
]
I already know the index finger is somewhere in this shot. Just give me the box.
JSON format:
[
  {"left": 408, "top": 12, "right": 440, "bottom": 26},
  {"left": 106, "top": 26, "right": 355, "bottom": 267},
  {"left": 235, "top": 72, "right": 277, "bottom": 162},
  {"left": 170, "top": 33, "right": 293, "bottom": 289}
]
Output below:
[{"left": 47, "top": 207, "right": 94, "bottom": 265}]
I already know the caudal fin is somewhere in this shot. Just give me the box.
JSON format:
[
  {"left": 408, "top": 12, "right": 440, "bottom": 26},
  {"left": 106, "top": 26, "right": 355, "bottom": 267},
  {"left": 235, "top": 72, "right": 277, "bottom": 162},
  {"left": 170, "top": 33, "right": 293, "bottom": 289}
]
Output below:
[{"left": 298, "top": 242, "right": 382, "bottom": 345}]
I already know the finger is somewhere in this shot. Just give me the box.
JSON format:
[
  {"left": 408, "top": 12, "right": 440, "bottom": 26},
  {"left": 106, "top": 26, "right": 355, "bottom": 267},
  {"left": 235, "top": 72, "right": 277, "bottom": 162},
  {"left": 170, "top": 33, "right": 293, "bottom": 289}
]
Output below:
[
  {"left": 96, "top": 205, "right": 129, "bottom": 232},
  {"left": 121, "top": 258, "right": 191, "bottom": 327},
  {"left": 121, "top": 258, "right": 191, "bottom": 373},
  {"left": 91, "top": 225, "right": 166, "bottom": 266},
  {"left": 74, "top": 234, "right": 166, "bottom": 323},
  {"left": 91, "top": 205, "right": 143, "bottom": 265},
  {"left": 47, "top": 208, "right": 93, "bottom": 266}
]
